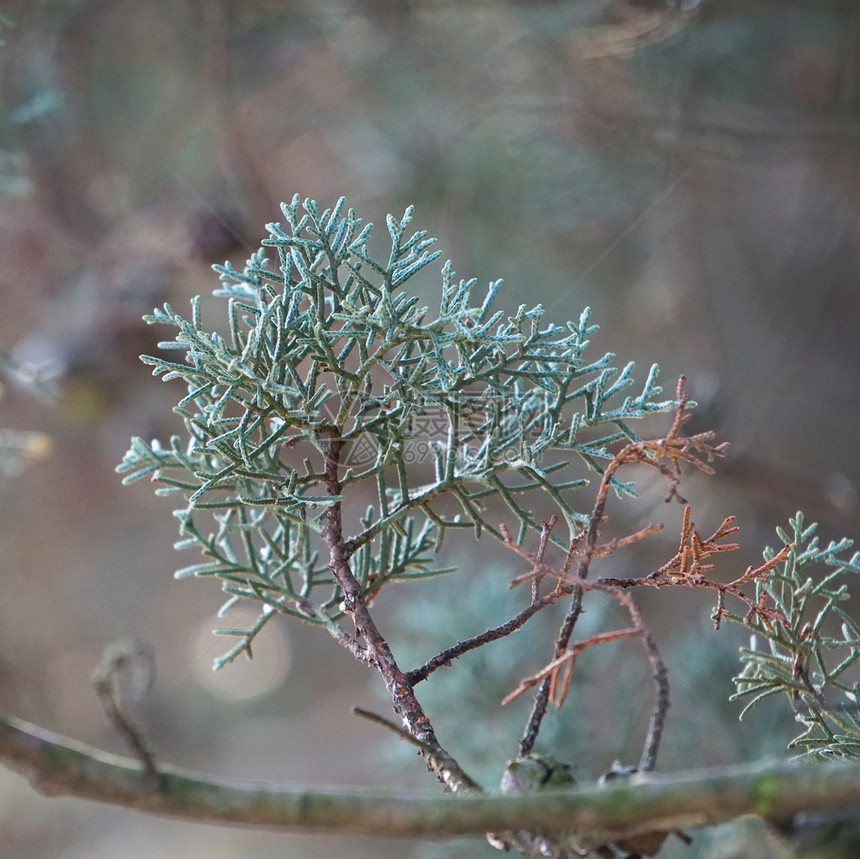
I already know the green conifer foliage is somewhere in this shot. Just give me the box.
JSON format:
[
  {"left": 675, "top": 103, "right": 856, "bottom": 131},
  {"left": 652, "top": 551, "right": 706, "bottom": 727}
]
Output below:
[{"left": 118, "top": 195, "right": 673, "bottom": 667}]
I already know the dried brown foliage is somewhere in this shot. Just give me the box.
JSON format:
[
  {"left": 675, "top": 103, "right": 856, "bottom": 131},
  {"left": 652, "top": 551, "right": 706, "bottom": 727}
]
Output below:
[{"left": 497, "top": 378, "right": 797, "bottom": 775}]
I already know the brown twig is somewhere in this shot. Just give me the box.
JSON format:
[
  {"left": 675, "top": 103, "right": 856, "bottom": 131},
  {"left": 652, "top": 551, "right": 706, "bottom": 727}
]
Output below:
[
  {"left": 322, "top": 435, "right": 479, "bottom": 794},
  {"left": 501, "top": 522, "right": 587, "bottom": 757},
  {"left": 622, "top": 595, "right": 670, "bottom": 773},
  {"left": 406, "top": 515, "right": 588, "bottom": 688},
  {"left": 600, "top": 518, "right": 794, "bottom": 632},
  {"left": 406, "top": 589, "right": 565, "bottom": 686},
  {"left": 508, "top": 523, "right": 665, "bottom": 589},
  {"left": 92, "top": 639, "right": 160, "bottom": 787},
  {"left": 503, "top": 626, "right": 639, "bottom": 706},
  {"left": 528, "top": 515, "right": 556, "bottom": 601},
  {"left": 352, "top": 707, "right": 439, "bottom": 754},
  {"left": 504, "top": 568, "right": 671, "bottom": 773},
  {"left": 517, "top": 379, "right": 719, "bottom": 759}
]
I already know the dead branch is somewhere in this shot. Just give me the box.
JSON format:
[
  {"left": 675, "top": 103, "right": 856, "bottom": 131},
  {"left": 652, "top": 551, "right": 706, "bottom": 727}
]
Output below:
[
  {"left": 599, "top": 521, "right": 794, "bottom": 632},
  {"left": 516, "top": 376, "right": 734, "bottom": 769}
]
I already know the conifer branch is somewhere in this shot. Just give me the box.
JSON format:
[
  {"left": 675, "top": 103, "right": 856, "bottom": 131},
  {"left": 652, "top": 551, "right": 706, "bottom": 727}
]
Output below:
[{"left": 89, "top": 195, "right": 860, "bottom": 853}]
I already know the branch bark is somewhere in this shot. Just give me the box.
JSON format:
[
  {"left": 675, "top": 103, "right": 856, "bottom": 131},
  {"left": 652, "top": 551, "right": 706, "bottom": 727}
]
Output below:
[
  {"left": 321, "top": 435, "right": 479, "bottom": 793},
  {"left": 2, "top": 712, "right": 859, "bottom": 842}
]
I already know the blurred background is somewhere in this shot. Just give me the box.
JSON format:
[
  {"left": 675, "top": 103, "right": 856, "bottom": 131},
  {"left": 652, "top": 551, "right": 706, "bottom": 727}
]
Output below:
[{"left": 1, "top": 1, "right": 859, "bottom": 857}]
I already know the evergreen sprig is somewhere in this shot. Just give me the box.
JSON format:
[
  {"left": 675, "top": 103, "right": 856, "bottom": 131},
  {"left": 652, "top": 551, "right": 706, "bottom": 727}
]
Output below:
[
  {"left": 117, "top": 195, "right": 674, "bottom": 666},
  {"left": 732, "top": 512, "right": 860, "bottom": 759}
]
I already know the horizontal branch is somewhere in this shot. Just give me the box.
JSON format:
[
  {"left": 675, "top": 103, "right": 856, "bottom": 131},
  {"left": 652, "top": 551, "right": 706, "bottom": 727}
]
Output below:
[{"left": 2, "top": 712, "right": 860, "bottom": 842}]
